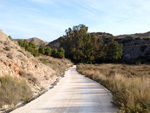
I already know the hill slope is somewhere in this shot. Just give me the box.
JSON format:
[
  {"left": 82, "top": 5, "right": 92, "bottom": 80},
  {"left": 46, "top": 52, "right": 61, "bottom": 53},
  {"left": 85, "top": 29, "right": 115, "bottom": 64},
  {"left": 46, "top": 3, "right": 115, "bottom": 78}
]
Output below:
[{"left": 0, "top": 30, "right": 72, "bottom": 111}]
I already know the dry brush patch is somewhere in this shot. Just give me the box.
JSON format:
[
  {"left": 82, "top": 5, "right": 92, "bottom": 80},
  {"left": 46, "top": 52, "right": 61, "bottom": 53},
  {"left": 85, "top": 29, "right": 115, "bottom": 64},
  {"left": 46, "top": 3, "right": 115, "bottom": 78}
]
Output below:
[
  {"left": 19, "top": 70, "right": 38, "bottom": 85},
  {"left": 38, "top": 56, "right": 73, "bottom": 77},
  {"left": 0, "top": 75, "right": 33, "bottom": 109},
  {"left": 77, "top": 64, "right": 150, "bottom": 113}
]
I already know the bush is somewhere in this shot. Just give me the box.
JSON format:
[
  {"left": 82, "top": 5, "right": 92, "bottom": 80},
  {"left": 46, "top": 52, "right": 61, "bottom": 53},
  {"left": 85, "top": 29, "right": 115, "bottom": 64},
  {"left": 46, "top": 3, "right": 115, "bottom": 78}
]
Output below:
[
  {"left": 4, "top": 46, "right": 10, "bottom": 51},
  {"left": 0, "top": 75, "right": 33, "bottom": 107},
  {"left": 18, "top": 40, "right": 40, "bottom": 57},
  {"left": 45, "top": 47, "right": 52, "bottom": 56},
  {"left": 58, "top": 52, "right": 64, "bottom": 59},
  {"left": 39, "top": 58, "right": 49, "bottom": 64},
  {"left": 19, "top": 70, "right": 38, "bottom": 85},
  {"left": 51, "top": 48, "right": 65, "bottom": 58},
  {"left": 6, "top": 53, "right": 13, "bottom": 59},
  {"left": 8, "top": 36, "right": 12, "bottom": 40},
  {"left": 52, "top": 49, "right": 58, "bottom": 57},
  {"left": 59, "top": 47, "right": 65, "bottom": 54},
  {"left": 39, "top": 45, "right": 46, "bottom": 54}
]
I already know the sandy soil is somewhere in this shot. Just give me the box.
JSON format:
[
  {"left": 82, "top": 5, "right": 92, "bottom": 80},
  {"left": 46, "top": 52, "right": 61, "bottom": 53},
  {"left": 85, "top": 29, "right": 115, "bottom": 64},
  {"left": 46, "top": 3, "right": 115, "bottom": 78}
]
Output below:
[{"left": 11, "top": 65, "right": 118, "bottom": 113}]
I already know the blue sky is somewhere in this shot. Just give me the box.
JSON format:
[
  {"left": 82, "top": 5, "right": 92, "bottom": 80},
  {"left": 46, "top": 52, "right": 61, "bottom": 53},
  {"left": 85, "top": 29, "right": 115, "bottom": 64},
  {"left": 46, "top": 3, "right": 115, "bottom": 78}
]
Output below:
[{"left": 0, "top": 0, "right": 150, "bottom": 42}]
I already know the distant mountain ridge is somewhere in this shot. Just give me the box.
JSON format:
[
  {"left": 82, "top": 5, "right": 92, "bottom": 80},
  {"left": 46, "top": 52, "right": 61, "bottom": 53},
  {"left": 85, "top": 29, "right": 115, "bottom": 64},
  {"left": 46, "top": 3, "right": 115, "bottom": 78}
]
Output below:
[
  {"left": 116, "top": 31, "right": 150, "bottom": 39},
  {"left": 14, "top": 37, "right": 49, "bottom": 46}
]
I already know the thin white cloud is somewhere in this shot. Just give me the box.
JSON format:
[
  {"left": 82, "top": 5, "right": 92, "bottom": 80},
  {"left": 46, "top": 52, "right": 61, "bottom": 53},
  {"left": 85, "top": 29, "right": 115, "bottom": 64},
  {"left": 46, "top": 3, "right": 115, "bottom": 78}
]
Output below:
[
  {"left": 29, "top": 0, "right": 54, "bottom": 5},
  {"left": 37, "top": 18, "right": 74, "bottom": 29}
]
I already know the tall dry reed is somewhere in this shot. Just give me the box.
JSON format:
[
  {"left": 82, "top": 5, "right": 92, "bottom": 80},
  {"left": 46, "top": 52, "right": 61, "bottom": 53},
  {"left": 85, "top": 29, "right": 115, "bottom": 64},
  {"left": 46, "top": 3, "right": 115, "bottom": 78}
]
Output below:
[{"left": 77, "top": 64, "right": 150, "bottom": 113}]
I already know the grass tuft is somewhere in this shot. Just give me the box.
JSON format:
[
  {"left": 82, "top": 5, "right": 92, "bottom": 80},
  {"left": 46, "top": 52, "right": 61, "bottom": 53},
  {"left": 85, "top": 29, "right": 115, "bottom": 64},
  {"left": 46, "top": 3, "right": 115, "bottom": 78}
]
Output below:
[
  {"left": 19, "top": 70, "right": 38, "bottom": 85},
  {"left": 0, "top": 75, "right": 33, "bottom": 108}
]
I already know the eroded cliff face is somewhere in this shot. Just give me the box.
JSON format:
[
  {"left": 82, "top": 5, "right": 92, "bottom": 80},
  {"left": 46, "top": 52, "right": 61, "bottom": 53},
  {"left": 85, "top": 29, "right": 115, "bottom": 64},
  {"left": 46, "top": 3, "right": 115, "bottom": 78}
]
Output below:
[
  {"left": 0, "top": 30, "right": 71, "bottom": 93},
  {"left": 115, "top": 37, "right": 150, "bottom": 60}
]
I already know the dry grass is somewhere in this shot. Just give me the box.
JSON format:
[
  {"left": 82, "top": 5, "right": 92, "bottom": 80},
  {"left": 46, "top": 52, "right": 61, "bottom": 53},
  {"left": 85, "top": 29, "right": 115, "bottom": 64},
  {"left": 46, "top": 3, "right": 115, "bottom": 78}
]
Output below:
[
  {"left": 38, "top": 56, "right": 73, "bottom": 77},
  {"left": 77, "top": 64, "right": 150, "bottom": 113},
  {"left": 19, "top": 70, "right": 38, "bottom": 85},
  {"left": 0, "top": 75, "right": 33, "bottom": 108},
  {"left": 78, "top": 64, "right": 150, "bottom": 78},
  {"left": 6, "top": 53, "right": 13, "bottom": 59}
]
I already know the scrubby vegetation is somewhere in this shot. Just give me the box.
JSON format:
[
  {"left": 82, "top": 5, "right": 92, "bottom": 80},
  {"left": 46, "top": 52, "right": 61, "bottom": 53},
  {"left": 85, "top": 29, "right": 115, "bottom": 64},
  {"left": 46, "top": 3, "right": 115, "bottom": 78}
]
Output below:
[
  {"left": 60, "top": 24, "right": 123, "bottom": 63},
  {"left": 19, "top": 70, "right": 38, "bottom": 85},
  {"left": 8, "top": 35, "right": 12, "bottom": 40},
  {"left": 0, "top": 75, "right": 32, "bottom": 108},
  {"left": 18, "top": 40, "right": 40, "bottom": 57},
  {"left": 38, "top": 56, "right": 72, "bottom": 77},
  {"left": 18, "top": 39, "right": 65, "bottom": 58},
  {"left": 77, "top": 64, "right": 150, "bottom": 113}
]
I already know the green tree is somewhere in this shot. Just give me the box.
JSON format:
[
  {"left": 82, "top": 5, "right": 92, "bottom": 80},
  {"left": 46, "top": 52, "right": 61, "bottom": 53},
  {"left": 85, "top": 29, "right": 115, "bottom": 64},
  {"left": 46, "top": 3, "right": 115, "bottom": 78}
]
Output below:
[
  {"left": 39, "top": 45, "right": 46, "bottom": 54},
  {"left": 33, "top": 49, "right": 40, "bottom": 57},
  {"left": 45, "top": 47, "right": 52, "bottom": 56},
  {"left": 58, "top": 52, "right": 64, "bottom": 58},
  {"left": 52, "top": 49, "right": 58, "bottom": 57},
  {"left": 59, "top": 47, "right": 65, "bottom": 54},
  {"left": 57, "top": 47, "right": 65, "bottom": 58},
  {"left": 28, "top": 41, "right": 37, "bottom": 49},
  {"left": 60, "top": 24, "right": 122, "bottom": 63},
  {"left": 18, "top": 39, "right": 24, "bottom": 47},
  {"left": 18, "top": 40, "right": 40, "bottom": 57},
  {"left": 61, "top": 24, "right": 103, "bottom": 63},
  {"left": 18, "top": 40, "right": 28, "bottom": 49},
  {"left": 8, "top": 35, "right": 12, "bottom": 40},
  {"left": 103, "top": 37, "right": 123, "bottom": 61}
]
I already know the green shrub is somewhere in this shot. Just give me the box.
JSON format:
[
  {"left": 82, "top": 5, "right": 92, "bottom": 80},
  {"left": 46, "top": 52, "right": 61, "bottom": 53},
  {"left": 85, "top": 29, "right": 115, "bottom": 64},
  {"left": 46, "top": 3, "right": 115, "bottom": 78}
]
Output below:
[
  {"left": 58, "top": 52, "right": 64, "bottom": 59},
  {"left": 8, "top": 35, "right": 12, "bottom": 40},
  {"left": 18, "top": 40, "right": 40, "bottom": 57},
  {"left": 39, "top": 58, "right": 49, "bottom": 64},
  {"left": 59, "top": 47, "right": 65, "bottom": 54},
  {"left": 45, "top": 47, "right": 52, "bottom": 56},
  {"left": 52, "top": 49, "right": 58, "bottom": 57},
  {"left": 39, "top": 45, "right": 46, "bottom": 54},
  {"left": 18, "top": 40, "right": 65, "bottom": 59}
]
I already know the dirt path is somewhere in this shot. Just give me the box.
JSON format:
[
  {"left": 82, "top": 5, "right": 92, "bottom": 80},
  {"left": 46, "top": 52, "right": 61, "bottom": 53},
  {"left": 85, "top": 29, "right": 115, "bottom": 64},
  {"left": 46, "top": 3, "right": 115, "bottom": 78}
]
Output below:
[{"left": 11, "top": 66, "right": 118, "bottom": 113}]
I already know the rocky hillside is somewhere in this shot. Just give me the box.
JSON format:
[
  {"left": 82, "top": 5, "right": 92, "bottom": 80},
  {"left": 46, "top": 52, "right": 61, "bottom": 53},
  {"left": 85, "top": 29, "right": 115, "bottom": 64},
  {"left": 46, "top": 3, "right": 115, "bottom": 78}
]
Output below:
[
  {"left": 115, "top": 32, "right": 150, "bottom": 61},
  {"left": 0, "top": 30, "right": 72, "bottom": 111},
  {"left": 15, "top": 37, "right": 49, "bottom": 46},
  {"left": 47, "top": 38, "right": 61, "bottom": 49},
  {"left": 116, "top": 31, "right": 150, "bottom": 39},
  {"left": 93, "top": 32, "right": 113, "bottom": 38}
]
